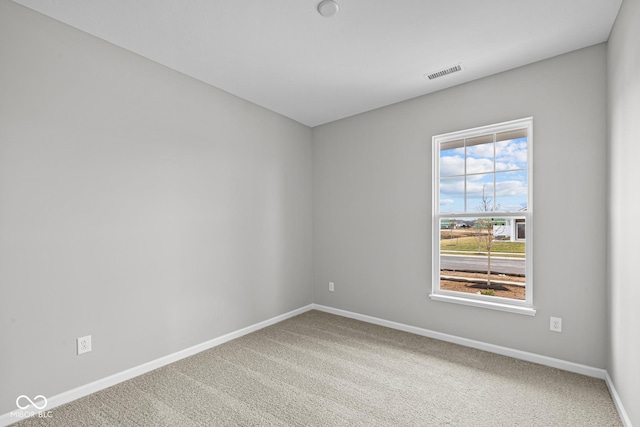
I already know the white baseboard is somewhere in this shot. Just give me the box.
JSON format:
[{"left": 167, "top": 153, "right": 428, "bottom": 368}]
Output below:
[
  {"left": 2, "top": 303, "right": 632, "bottom": 427},
  {"left": 312, "top": 304, "right": 606, "bottom": 378},
  {"left": 313, "top": 304, "right": 635, "bottom": 426},
  {"left": 0, "top": 304, "right": 314, "bottom": 427},
  {"left": 605, "top": 371, "right": 633, "bottom": 427}
]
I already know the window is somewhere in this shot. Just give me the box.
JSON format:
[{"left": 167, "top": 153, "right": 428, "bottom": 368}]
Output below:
[
  {"left": 515, "top": 219, "right": 526, "bottom": 241},
  {"left": 430, "top": 118, "right": 534, "bottom": 315}
]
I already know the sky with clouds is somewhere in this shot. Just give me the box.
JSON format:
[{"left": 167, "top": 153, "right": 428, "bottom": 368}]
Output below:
[{"left": 439, "top": 137, "right": 528, "bottom": 214}]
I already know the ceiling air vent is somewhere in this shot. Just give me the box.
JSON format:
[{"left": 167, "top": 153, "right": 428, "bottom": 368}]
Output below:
[{"left": 425, "top": 64, "right": 463, "bottom": 80}]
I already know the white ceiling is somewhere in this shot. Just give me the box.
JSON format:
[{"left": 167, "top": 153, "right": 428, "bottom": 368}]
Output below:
[{"left": 12, "top": 0, "right": 622, "bottom": 127}]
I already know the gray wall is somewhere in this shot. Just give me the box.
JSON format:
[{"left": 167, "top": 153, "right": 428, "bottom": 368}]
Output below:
[
  {"left": 3, "top": 0, "right": 633, "bottom": 421},
  {"left": 607, "top": 0, "right": 640, "bottom": 424},
  {"left": 313, "top": 44, "right": 608, "bottom": 368},
  {"left": 0, "top": 1, "right": 312, "bottom": 415}
]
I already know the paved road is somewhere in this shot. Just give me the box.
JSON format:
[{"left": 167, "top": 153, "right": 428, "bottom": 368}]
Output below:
[{"left": 440, "top": 255, "right": 525, "bottom": 276}]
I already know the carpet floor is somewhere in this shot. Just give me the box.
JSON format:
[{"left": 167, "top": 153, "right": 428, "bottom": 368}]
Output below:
[{"left": 15, "top": 310, "right": 621, "bottom": 426}]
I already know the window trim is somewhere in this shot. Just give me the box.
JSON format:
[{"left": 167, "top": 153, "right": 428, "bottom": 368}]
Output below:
[{"left": 429, "top": 117, "right": 535, "bottom": 315}]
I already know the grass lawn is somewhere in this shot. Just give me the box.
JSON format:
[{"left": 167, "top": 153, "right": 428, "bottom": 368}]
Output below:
[{"left": 440, "top": 235, "right": 525, "bottom": 255}]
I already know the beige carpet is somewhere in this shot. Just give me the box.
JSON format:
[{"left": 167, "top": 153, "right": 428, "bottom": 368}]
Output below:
[{"left": 15, "top": 310, "right": 621, "bottom": 426}]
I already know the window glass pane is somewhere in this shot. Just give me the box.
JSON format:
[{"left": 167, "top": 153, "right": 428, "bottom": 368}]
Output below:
[
  {"left": 466, "top": 173, "right": 494, "bottom": 212},
  {"left": 466, "top": 140, "right": 494, "bottom": 174},
  {"left": 439, "top": 215, "right": 526, "bottom": 300},
  {"left": 440, "top": 140, "right": 465, "bottom": 177},
  {"left": 496, "top": 136, "right": 528, "bottom": 171},
  {"left": 495, "top": 170, "right": 527, "bottom": 212},
  {"left": 439, "top": 176, "right": 465, "bottom": 214}
]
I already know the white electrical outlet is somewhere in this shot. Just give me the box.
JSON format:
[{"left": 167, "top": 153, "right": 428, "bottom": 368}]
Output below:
[
  {"left": 329, "top": 282, "right": 335, "bottom": 292},
  {"left": 77, "top": 335, "right": 92, "bottom": 355},
  {"left": 550, "top": 317, "right": 562, "bottom": 333}
]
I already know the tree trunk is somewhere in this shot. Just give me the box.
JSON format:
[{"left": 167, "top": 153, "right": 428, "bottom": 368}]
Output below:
[{"left": 487, "top": 247, "right": 491, "bottom": 286}]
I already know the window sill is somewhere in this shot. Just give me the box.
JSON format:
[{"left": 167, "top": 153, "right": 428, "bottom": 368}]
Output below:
[{"left": 429, "top": 293, "right": 536, "bottom": 316}]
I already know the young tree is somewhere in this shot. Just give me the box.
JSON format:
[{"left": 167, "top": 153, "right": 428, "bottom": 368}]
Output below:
[
  {"left": 474, "top": 184, "right": 504, "bottom": 288},
  {"left": 448, "top": 218, "right": 456, "bottom": 242}
]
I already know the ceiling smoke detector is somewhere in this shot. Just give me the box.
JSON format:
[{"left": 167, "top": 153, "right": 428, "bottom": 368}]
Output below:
[
  {"left": 425, "top": 64, "right": 463, "bottom": 80},
  {"left": 317, "top": 0, "right": 339, "bottom": 17}
]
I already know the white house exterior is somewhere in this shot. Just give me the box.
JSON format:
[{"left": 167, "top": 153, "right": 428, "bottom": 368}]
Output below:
[{"left": 494, "top": 217, "right": 526, "bottom": 242}]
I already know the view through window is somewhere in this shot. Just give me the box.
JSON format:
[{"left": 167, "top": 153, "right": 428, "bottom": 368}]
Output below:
[{"left": 432, "top": 118, "right": 533, "bottom": 311}]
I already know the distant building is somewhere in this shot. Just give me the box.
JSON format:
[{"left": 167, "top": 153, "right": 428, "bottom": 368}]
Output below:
[{"left": 494, "top": 217, "right": 526, "bottom": 242}]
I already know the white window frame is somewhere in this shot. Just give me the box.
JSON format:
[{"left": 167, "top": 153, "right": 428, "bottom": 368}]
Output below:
[{"left": 429, "top": 117, "right": 535, "bottom": 316}]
